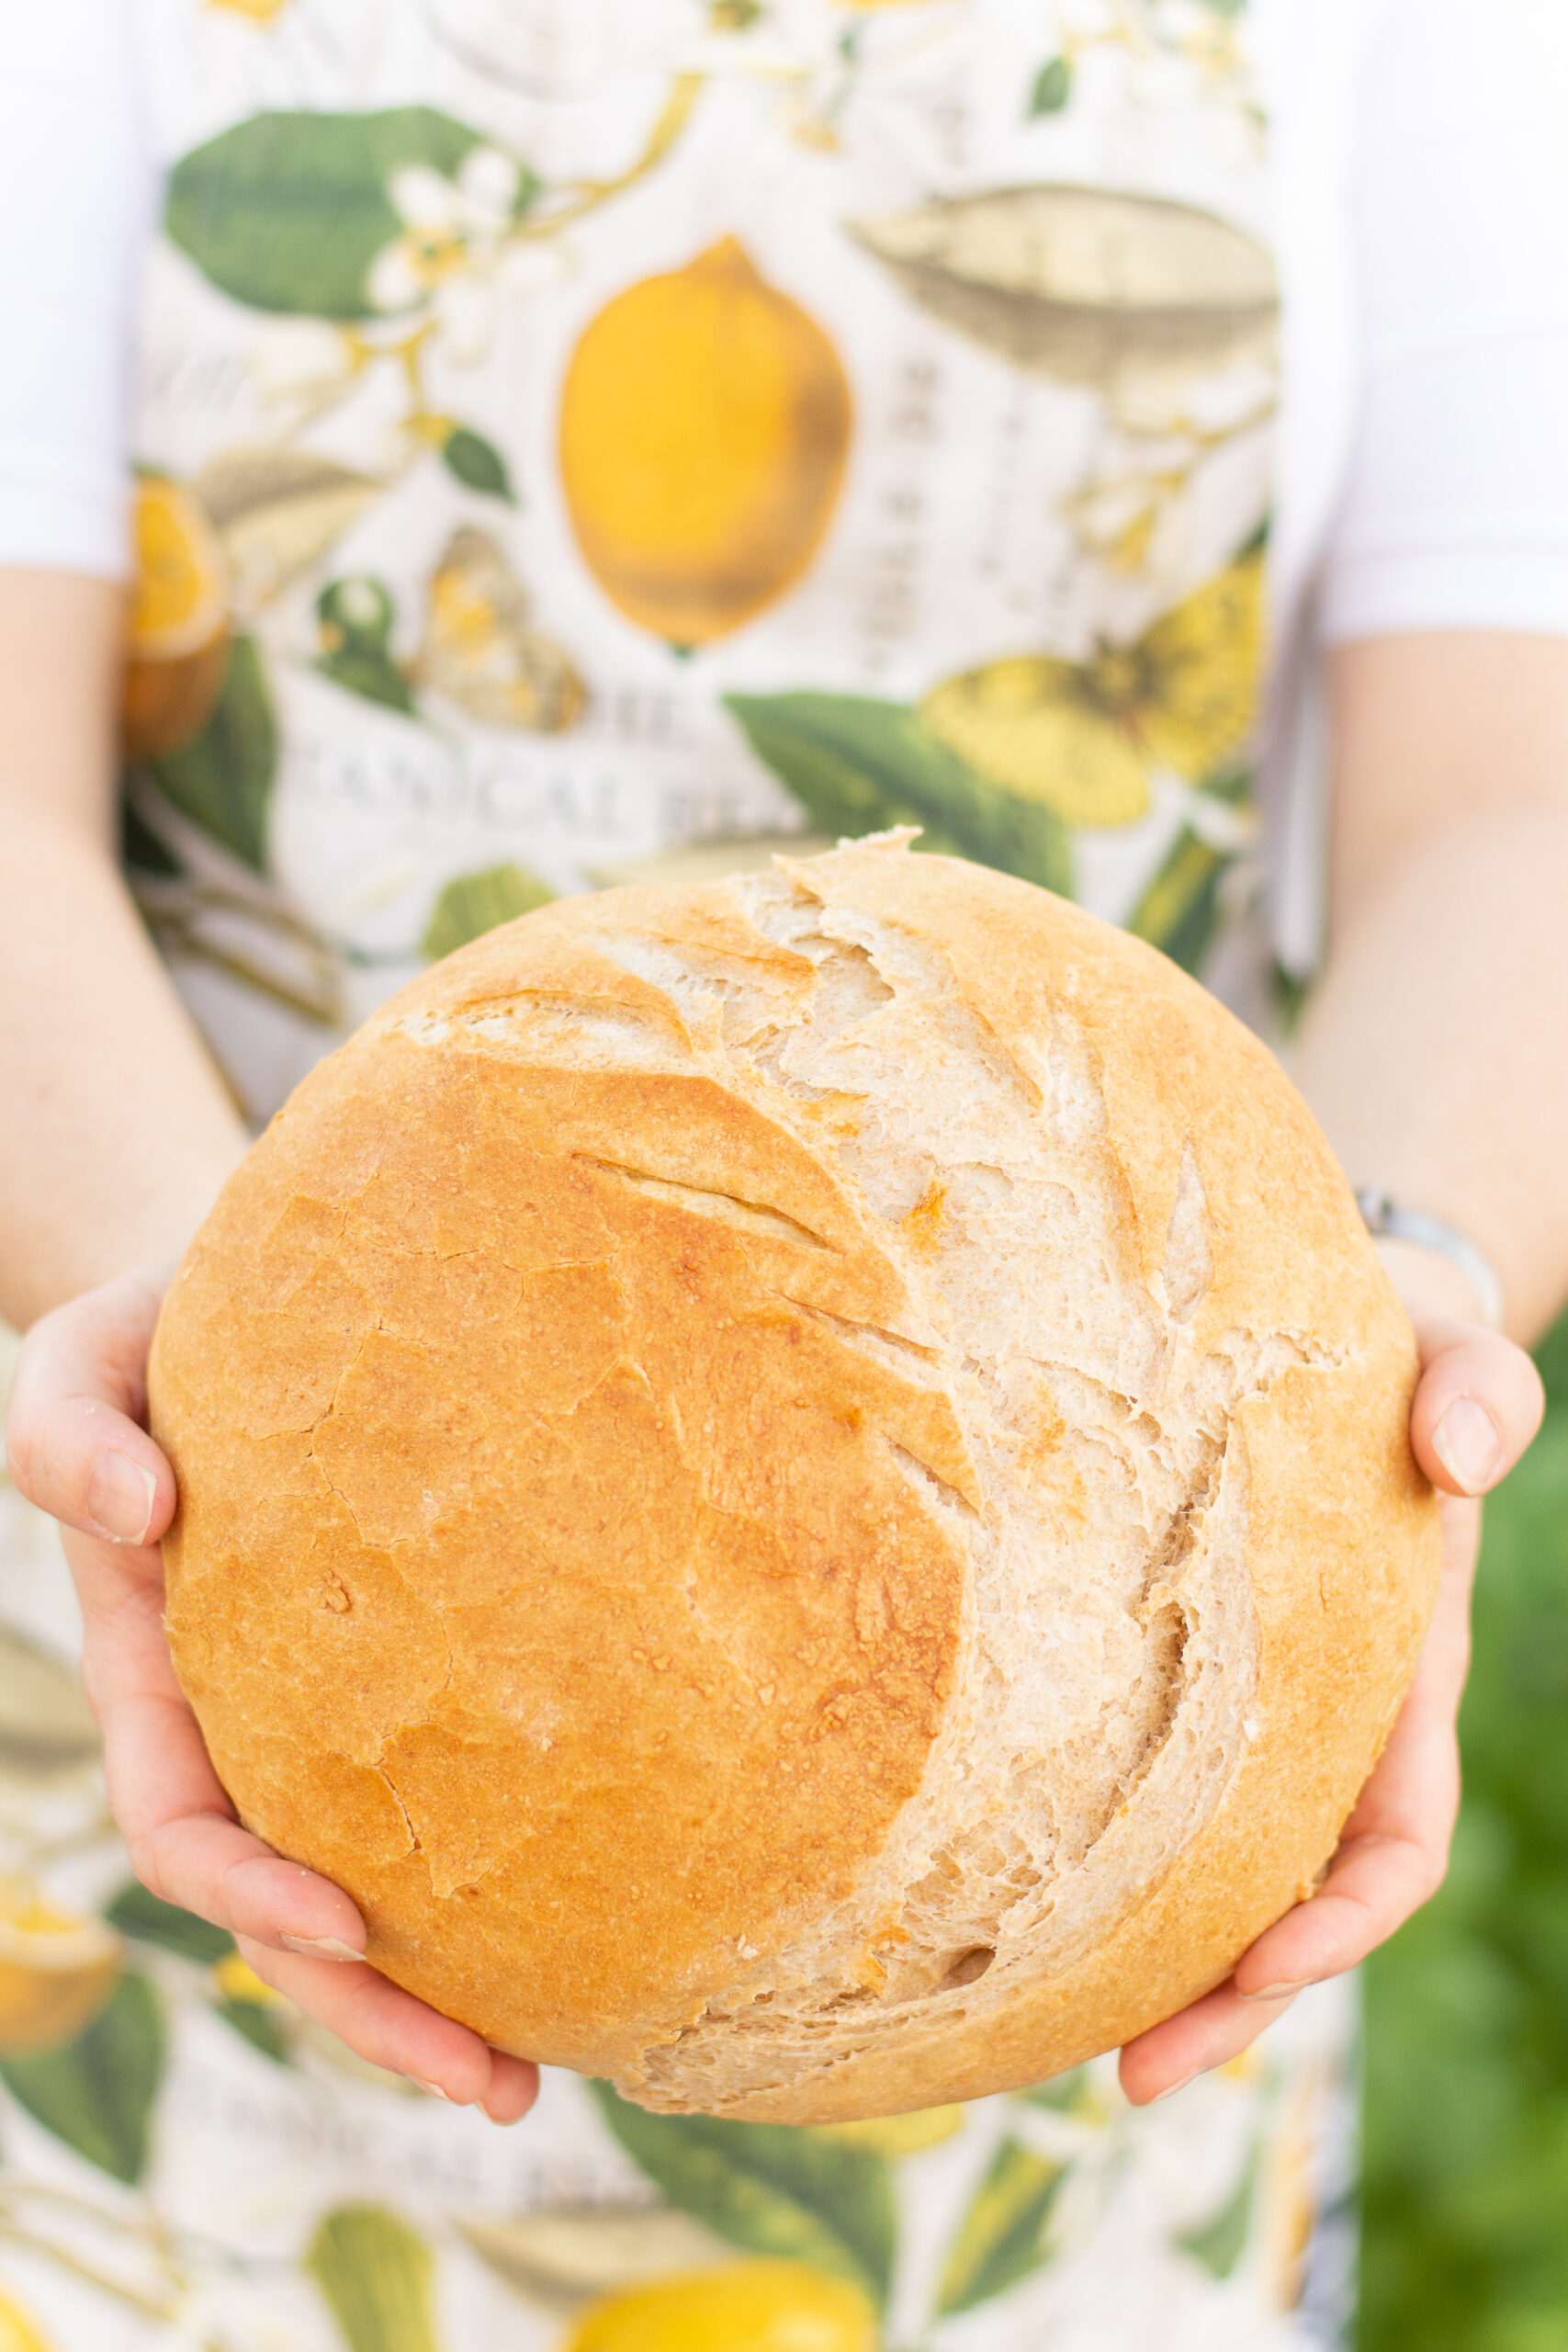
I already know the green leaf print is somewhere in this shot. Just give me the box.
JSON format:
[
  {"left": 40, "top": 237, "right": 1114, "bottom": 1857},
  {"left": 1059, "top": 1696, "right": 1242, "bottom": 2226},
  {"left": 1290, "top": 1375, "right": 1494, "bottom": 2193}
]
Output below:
[
  {"left": 440, "top": 425, "right": 518, "bottom": 504},
  {"left": 1178, "top": 2143, "right": 1261, "bottom": 2280},
  {"left": 0, "top": 1973, "right": 164, "bottom": 2185},
  {"left": 166, "top": 109, "right": 538, "bottom": 322},
  {"left": 216, "top": 1996, "right": 292, "bottom": 2066},
  {"left": 105, "top": 1881, "right": 234, "bottom": 1967},
  {"left": 590, "top": 2081, "right": 897, "bottom": 2308},
  {"left": 316, "top": 579, "right": 418, "bottom": 717},
  {"left": 934, "top": 2135, "right": 1065, "bottom": 2316},
  {"left": 1017, "top": 2066, "right": 1090, "bottom": 2114},
  {"left": 724, "top": 693, "right": 1073, "bottom": 898},
  {"left": 421, "top": 863, "right": 554, "bottom": 962},
  {"left": 120, "top": 794, "right": 183, "bottom": 878},
  {"left": 1128, "top": 830, "right": 1229, "bottom": 975},
  {"left": 1027, "top": 57, "right": 1073, "bottom": 117},
  {"left": 149, "top": 635, "right": 278, "bottom": 873},
  {"left": 306, "top": 2205, "right": 439, "bottom": 2352},
  {"left": 1126, "top": 765, "right": 1250, "bottom": 978}
]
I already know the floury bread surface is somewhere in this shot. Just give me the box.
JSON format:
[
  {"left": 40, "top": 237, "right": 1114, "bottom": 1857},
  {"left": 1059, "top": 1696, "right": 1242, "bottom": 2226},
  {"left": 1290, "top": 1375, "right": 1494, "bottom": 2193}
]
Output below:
[{"left": 151, "top": 838, "right": 1440, "bottom": 2120}]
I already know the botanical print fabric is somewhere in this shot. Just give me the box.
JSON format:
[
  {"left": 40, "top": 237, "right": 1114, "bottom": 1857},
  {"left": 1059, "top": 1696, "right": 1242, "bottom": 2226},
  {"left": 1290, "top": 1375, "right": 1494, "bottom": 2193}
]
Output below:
[
  {"left": 123, "top": 0, "right": 1276, "bottom": 1122},
  {"left": 0, "top": 4, "right": 1353, "bottom": 2347}
]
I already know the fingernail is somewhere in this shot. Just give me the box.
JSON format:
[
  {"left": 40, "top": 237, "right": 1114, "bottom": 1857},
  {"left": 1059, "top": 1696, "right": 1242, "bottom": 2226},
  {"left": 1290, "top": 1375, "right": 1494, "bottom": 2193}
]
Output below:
[
  {"left": 86, "top": 1452, "right": 159, "bottom": 1545},
  {"left": 1431, "top": 1396, "right": 1503, "bottom": 1496},
  {"left": 1153, "top": 2070, "right": 1198, "bottom": 2103},
  {"left": 1238, "top": 1980, "right": 1307, "bottom": 2004},
  {"left": 279, "top": 1933, "right": 365, "bottom": 1963},
  {"left": 413, "top": 2078, "right": 462, "bottom": 2104}
]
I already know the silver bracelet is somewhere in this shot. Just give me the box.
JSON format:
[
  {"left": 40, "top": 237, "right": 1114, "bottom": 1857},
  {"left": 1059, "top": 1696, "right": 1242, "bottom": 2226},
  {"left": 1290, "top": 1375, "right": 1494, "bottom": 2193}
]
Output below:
[{"left": 1355, "top": 1187, "right": 1504, "bottom": 1329}]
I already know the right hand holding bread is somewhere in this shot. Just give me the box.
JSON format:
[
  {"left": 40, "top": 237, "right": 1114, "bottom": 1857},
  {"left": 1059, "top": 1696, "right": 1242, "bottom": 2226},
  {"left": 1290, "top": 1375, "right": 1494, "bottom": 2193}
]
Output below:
[
  {"left": 1120, "top": 1298, "right": 1542, "bottom": 2103},
  {"left": 4, "top": 1267, "right": 538, "bottom": 2123}
]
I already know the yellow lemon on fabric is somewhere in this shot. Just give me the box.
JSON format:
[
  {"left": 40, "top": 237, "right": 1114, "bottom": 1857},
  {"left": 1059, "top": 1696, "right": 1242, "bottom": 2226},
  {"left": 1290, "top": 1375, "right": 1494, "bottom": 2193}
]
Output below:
[
  {"left": 816, "top": 2105, "right": 964, "bottom": 2157},
  {"left": 559, "top": 238, "right": 852, "bottom": 649},
  {"left": 564, "top": 2262, "right": 878, "bottom": 2352},
  {"left": 0, "top": 1879, "right": 120, "bottom": 2056},
  {"left": 919, "top": 549, "right": 1263, "bottom": 828},
  {"left": 122, "top": 473, "right": 231, "bottom": 760},
  {"left": 213, "top": 1951, "right": 288, "bottom": 2007},
  {"left": 0, "top": 2285, "right": 55, "bottom": 2352}
]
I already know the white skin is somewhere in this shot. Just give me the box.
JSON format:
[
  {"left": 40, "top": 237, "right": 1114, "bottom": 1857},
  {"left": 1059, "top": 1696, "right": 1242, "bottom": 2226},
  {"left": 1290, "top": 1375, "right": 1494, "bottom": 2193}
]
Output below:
[{"left": 0, "top": 575, "right": 1558, "bottom": 2122}]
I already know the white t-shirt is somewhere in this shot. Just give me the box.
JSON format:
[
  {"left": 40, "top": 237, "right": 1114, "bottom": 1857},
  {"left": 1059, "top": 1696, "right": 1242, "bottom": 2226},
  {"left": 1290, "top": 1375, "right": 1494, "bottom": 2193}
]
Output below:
[
  {"left": 5, "top": 0, "right": 1568, "bottom": 636},
  {"left": 4, "top": 0, "right": 1568, "bottom": 999}
]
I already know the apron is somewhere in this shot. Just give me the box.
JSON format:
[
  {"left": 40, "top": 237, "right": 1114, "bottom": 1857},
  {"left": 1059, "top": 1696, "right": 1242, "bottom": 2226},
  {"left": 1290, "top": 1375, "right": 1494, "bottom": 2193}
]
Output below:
[{"left": 1, "top": 4, "right": 1354, "bottom": 2346}]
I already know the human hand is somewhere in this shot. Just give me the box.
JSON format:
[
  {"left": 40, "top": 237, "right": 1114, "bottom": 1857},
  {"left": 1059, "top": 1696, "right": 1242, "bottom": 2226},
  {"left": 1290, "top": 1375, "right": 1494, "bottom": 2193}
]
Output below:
[
  {"left": 5, "top": 1269, "right": 538, "bottom": 2125},
  {"left": 1119, "top": 1302, "right": 1545, "bottom": 2105}
]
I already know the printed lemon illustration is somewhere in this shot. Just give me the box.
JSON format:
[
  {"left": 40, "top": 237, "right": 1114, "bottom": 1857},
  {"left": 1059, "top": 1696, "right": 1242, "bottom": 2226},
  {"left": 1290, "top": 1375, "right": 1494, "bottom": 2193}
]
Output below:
[
  {"left": 564, "top": 2261, "right": 878, "bottom": 2352},
  {"left": 559, "top": 238, "right": 852, "bottom": 649},
  {"left": 122, "top": 474, "right": 231, "bottom": 760},
  {"left": 919, "top": 548, "right": 1263, "bottom": 829},
  {"left": 0, "top": 1878, "right": 120, "bottom": 2056},
  {"left": 817, "top": 2104, "right": 964, "bottom": 2156},
  {"left": 0, "top": 2285, "right": 54, "bottom": 2352},
  {"left": 213, "top": 1951, "right": 287, "bottom": 2007}
]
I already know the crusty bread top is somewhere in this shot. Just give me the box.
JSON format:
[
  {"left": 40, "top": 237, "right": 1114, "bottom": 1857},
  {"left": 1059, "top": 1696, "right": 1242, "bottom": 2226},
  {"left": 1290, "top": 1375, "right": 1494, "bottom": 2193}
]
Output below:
[{"left": 152, "top": 838, "right": 1438, "bottom": 2119}]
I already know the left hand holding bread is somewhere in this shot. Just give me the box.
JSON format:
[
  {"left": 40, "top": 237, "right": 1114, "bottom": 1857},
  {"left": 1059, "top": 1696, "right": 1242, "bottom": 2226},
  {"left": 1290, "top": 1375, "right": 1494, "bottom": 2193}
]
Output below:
[{"left": 5, "top": 1266, "right": 541, "bottom": 2122}]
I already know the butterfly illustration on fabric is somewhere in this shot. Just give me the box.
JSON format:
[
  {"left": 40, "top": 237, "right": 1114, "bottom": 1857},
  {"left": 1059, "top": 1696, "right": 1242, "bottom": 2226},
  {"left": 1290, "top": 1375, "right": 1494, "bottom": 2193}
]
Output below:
[
  {"left": 418, "top": 526, "right": 586, "bottom": 732},
  {"left": 918, "top": 548, "right": 1263, "bottom": 829}
]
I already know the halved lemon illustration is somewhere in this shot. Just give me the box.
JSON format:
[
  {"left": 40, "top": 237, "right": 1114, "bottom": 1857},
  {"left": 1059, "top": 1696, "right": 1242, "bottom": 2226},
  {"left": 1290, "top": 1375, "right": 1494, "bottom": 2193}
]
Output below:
[
  {"left": 564, "top": 2260, "right": 878, "bottom": 2352},
  {"left": 122, "top": 473, "right": 231, "bottom": 760},
  {"left": 0, "top": 1878, "right": 120, "bottom": 2056},
  {"left": 560, "top": 238, "right": 852, "bottom": 649}
]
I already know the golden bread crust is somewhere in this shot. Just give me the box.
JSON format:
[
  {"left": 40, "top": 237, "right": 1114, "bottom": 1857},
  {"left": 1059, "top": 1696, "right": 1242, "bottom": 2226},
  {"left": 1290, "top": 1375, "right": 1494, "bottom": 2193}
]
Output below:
[{"left": 152, "top": 841, "right": 1438, "bottom": 2116}]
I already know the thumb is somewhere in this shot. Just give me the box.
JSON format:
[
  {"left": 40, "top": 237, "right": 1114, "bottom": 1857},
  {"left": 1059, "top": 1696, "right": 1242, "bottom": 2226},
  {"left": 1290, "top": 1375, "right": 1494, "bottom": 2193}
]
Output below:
[
  {"left": 1409, "top": 1318, "right": 1545, "bottom": 1499},
  {"left": 6, "top": 1271, "right": 177, "bottom": 1546}
]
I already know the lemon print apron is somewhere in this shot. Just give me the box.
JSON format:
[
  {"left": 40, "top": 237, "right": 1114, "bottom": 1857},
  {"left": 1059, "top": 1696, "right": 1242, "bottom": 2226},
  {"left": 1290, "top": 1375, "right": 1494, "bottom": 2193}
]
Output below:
[{"left": 0, "top": 4, "right": 1358, "bottom": 2347}]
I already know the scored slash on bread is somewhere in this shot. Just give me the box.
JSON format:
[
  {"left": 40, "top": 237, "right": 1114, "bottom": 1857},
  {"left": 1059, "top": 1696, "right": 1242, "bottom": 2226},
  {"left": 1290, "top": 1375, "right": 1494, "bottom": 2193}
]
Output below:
[{"left": 149, "top": 833, "right": 1438, "bottom": 2121}]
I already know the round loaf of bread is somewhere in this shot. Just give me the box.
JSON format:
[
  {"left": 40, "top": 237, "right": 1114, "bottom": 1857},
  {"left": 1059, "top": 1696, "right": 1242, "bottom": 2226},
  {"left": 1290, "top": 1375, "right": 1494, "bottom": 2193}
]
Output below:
[{"left": 151, "top": 836, "right": 1440, "bottom": 2121}]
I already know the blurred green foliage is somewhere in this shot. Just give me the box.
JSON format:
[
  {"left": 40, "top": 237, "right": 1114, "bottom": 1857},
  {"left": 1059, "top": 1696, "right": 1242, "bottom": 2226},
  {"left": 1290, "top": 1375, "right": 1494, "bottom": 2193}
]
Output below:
[{"left": 1362, "top": 1315, "right": 1568, "bottom": 2349}]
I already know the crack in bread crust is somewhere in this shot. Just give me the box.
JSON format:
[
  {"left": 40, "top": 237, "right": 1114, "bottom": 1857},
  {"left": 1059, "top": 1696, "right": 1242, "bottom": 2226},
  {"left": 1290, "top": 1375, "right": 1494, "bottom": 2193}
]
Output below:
[
  {"left": 152, "top": 842, "right": 1438, "bottom": 2121},
  {"left": 585, "top": 875, "right": 1315, "bottom": 2107}
]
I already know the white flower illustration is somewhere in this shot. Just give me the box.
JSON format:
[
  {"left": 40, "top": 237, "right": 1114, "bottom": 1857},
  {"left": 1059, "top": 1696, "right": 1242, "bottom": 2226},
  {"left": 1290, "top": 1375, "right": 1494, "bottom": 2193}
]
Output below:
[{"left": 366, "top": 145, "right": 531, "bottom": 360}]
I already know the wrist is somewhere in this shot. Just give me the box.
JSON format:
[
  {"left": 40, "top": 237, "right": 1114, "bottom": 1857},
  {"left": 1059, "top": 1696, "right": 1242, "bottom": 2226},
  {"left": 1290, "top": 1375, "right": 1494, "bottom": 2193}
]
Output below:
[
  {"left": 1374, "top": 1235, "right": 1495, "bottom": 1332},
  {"left": 1357, "top": 1188, "right": 1504, "bottom": 1331}
]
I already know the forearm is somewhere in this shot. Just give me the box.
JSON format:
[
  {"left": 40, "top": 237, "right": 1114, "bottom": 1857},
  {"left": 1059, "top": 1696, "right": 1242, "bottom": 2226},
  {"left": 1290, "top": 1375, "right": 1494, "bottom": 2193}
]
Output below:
[
  {"left": 0, "top": 572, "right": 245, "bottom": 1326},
  {"left": 1292, "top": 638, "right": 1568, "bottom": 1345}
]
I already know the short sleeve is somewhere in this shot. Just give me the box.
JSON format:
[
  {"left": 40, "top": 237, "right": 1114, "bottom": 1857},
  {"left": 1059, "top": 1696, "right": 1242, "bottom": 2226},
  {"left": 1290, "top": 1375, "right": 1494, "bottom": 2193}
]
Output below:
[
  {"left": 0, "top": 0, "right": 162, "bottom": 579},
  {"left": 1320, "top": 0, "right": 1568, "bottom": 643}
]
